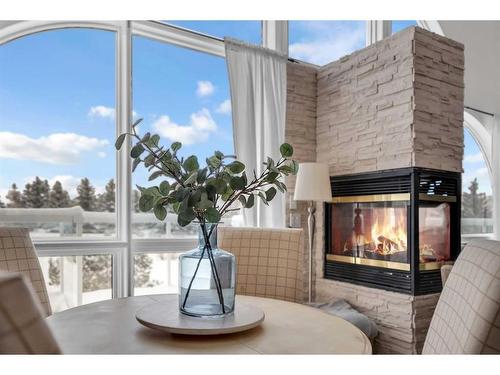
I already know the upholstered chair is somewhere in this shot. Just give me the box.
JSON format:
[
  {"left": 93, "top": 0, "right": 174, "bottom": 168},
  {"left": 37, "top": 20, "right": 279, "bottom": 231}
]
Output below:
[
  {"left": 0, "top": 227, "right": 52, "bottom": 316},
  {"left": 218, "top": 227, "right": 305, "bottom": 303},
  {"left": 423, "top": 239, "right": 500, "bottom": 354},
  {"left": 0, "top": 271, "right": 61, "bottom": 354}
]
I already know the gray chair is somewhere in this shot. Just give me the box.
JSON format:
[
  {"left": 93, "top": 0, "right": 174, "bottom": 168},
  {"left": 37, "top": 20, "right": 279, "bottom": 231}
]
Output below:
[
  {"left": 423, "top": 239, "right": 500, "bottom": 354},
  {"left": 0, "top": 227, "right": 51, "bottom": 316},
  {"left": 0, "top": 271, "right": 60, "bottom": 354}
]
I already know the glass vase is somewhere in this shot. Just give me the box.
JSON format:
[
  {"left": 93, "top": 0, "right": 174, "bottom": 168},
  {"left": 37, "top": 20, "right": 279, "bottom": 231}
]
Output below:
[{"left": 179, "top": 223, "right": 236, "bottom": 317}]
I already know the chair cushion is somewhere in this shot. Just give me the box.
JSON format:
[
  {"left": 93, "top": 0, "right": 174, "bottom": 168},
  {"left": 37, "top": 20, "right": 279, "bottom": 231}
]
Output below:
[
  {"left": 0, "top": 227, "right": 51, "bottom": 316},
  {"left": 423, "top": 239, "right": 500, "bottom": 354},
  {"left": 0, "top": 271, "right": 60, "bottom": 354}
]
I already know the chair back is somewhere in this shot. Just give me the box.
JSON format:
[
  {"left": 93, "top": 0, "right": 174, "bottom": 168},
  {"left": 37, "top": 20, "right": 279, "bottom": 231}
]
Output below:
[
  {"left": 423, "top": 239, "right": 500, "bottom": 354},
  {"left": 218, "top": 227, "right": 305, "bottom": 303},
  {"left": 0, "top": 271, "right": 60, "bottom": 354},
  {"left": 0, "top": 227, "right": 52, "bottom": 316}
]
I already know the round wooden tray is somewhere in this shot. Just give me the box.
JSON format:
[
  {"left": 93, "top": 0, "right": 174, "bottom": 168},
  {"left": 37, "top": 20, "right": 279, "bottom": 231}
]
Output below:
[{"left": 135, "top": 295, "right": 265, "bottom": 335}]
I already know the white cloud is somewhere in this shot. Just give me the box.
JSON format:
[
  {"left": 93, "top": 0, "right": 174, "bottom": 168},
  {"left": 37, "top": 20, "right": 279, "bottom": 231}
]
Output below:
[
  {"left": 0, "top": 131, "right": 109, "bottom": 165},
  {"left": 89, "top": 105, "right": 115, "bottom": 119},
  {"left": 196, "top": 81, "right": 215, "bottom": 97},
  {"left": 89, "top": 106, "right": 139, "bottom": 120},
  {"left": 97, "top": 151, "right": 107, "bottom": 158},
  {"left": 464, "top": 152, "right": 484, "bottom": 163},
  {"left": 152, "top": 108, "right": 217, "bottom": 145},
  {"left": 216, "top": 99, "right": 231, "bottom": 115},
  {"left": 289, "top": 21, "right": 365, "bottom": 66}
]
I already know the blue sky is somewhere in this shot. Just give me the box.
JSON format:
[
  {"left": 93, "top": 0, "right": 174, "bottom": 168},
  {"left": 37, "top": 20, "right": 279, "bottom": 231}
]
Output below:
[{"left": 0, "top": 21, "right": 492, "bottom": 203}]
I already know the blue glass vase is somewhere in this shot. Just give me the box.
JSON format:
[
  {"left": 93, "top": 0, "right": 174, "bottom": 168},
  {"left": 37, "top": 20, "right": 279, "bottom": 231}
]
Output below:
[{"left": 179, "top": 223, "right": 236, "bottom": 317}]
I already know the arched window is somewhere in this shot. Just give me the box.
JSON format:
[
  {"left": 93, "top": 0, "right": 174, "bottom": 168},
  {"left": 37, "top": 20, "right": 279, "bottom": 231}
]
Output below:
[{"left": 462, "top": 127, "right": 494, "bottom": 240}]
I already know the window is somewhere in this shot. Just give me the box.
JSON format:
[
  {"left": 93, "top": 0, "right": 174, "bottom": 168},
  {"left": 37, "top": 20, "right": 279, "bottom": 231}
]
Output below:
[
  {"left": 288, "top": 21, "right": 366, "bottom": 65},
  {"left": 40, "top": 254, "right": 112, "bottom": 313},
  {"left": 134, "top": 252, "right": 181, "bottom": 296},
  {"left": 0, "top": 28, "right": 117, "bottom": 239},
  {"left": 131, "top": 35, "right": 236, "bottom": 239},
  {"left": 164, "top": 21, "right": 262, "bottom": 44},
  {"left": 461, "top": 128, "right": 494, "bottom": 239},
  {"left": 392, "top": 20, "right": 417, "bottom": 34}
]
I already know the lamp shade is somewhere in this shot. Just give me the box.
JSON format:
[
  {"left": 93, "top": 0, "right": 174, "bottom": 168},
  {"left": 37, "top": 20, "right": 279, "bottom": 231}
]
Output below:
[{"left": 293, "top": 163, "right": 331, "bottom": 202}]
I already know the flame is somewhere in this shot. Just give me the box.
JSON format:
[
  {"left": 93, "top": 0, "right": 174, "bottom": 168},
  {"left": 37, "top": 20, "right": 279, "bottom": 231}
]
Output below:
[{"left": 369, "top": 208, "right": 407, "bottom": 254}]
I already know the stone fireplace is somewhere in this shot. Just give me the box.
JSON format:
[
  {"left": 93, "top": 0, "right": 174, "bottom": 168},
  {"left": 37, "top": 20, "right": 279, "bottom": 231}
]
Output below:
[{"left": 285, "top": 26, "right": 464, "bottom": 353}]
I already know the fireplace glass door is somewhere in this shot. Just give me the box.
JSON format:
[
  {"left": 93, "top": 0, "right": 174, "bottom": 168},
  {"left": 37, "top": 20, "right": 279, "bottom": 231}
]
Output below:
[
  {"left": 419, "top": 202, "right": 451, "bottom": 267},
  {"left": 328, "top": 200, "right": 410, "bottom": 270}
]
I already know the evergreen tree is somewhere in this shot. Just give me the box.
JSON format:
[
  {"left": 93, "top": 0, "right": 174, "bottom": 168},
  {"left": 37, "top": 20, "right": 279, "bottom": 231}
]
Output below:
[
  {"left": 0, "top": 196, "right": 5, "bottom": 208},
  {"left": 48, "top": 258, "right": 61, "bottom": 286},
  {"left": 23, "top": 177, "right": 50, "bottom": 208},
  {"left": 76, "top": 178, "right": 96, "bottom": 211},
  {"left": 6, "top": 183, "right": 25, "bottom": 208},
  {"left": 133, "top": 189, "right": 140, "bottom": 213},
  {"left": 97, "top": 179, "right": 115, "bottom": 212},
  {"left": 462, "top": 178, "right": 491, "bottom": 218},
  {"left": 49, "top": 181, "right": 71, "bottom": 208},
  {"left": 82, "top": 255, "right": 112, "bottom": 292},
  {"left": 134, "top": 254, "right": 156, "bottom": 287}
]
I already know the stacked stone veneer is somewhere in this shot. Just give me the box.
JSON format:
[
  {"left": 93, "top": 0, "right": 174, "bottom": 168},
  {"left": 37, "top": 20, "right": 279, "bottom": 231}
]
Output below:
[
  {"left": 284, "top": 27, "right": 464, "bottom": 354},
  {"left": 316, "top": 27, "right": 464, "bottom": 175}
]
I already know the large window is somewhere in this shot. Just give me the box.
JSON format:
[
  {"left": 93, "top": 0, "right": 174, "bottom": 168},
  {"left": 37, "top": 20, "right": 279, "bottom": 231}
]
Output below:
[
  {"left": 0, "top": 28, "right": 117, "bottom": 239},
  {"left": 288, "top": 21, "right": 366, "bottom": 65},
  {"left": 131, "top": 35, "right": 236, "bottom": 239},
  {"left": 462, "top": 128, "right": 494, "bottom": 239}
]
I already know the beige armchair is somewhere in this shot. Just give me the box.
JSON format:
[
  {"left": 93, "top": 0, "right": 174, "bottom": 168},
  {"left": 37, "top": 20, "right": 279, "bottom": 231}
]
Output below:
[
  {"left": 218, "top": 227, "right": 306, "bottom": 303},
  {"left": 0, "top": 227, "right": 51, "bottom": 316},
  {"left": 423, "top": 239, "right": 500, "bottom": 354},
  {"left": 0, "top": 271, "right": 60, "bottom": 354}
]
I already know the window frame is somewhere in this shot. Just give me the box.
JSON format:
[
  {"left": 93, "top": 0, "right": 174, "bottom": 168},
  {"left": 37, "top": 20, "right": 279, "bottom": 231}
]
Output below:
[{"left": 0, "top": 20, "right": 270, "bottom": 299}]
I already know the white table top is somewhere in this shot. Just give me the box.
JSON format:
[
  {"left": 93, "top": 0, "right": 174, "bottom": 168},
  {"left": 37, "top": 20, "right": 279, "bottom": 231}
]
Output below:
[{"left": 46, "top": 294, "right": 372, "bottom": 354}]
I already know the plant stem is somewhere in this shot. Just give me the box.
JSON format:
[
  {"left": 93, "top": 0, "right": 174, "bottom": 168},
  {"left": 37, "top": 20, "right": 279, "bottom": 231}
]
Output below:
[{"left": 181, "top": 223, "right": 215, "bottom": 309}]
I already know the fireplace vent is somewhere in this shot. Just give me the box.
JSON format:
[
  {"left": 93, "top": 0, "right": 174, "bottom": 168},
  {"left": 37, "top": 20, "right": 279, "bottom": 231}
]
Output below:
[
  {"left": 331, "top": 169, "right": 412, "bottom": 196},
  {"left": 419, "top": 173, "right": 458, "bottom": 197}
]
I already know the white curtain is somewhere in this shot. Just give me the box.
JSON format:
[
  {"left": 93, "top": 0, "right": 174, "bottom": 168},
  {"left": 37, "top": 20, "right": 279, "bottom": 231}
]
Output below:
[{"left": 225, "top": 38, "right": 287, "bottom": 228}]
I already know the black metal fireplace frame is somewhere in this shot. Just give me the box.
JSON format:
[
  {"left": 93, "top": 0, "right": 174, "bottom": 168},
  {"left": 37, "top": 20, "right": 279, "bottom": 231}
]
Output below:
[{"left": 324, "top": 167, "right": 461, "bottom": 295}]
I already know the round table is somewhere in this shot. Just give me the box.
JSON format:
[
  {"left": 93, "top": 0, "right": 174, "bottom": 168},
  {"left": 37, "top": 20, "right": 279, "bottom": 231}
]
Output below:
[{"left": 46, "top": 294, "right": 372, "bottom": 354}]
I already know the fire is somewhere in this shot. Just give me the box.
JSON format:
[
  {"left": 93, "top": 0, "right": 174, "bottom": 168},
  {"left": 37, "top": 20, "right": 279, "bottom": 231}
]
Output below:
[{"left": 369, "top": 208, "right": 407, "bottom": 254}]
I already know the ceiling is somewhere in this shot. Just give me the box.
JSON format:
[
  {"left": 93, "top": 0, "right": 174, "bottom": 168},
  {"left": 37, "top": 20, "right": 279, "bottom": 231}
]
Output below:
[{"left": 439, "top": 21, "right": 500, "bottom": 115}]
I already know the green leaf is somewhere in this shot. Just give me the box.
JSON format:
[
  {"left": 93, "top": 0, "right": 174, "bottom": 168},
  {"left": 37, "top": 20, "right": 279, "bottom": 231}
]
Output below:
[
  {"left": 291, "top": 160, "right": 299, "bottom": 175},
  {"left": 245, "top": 194, "right": 255, "bottom": 208},
  {"left": 174, "top": 188, "right": 190, "bottom": 202},
  {"left": 138, "top": 194, "right": 155, "bottom": 212},
  {"left": 188, "top": 189, "right": 202, "bottom": 207},
  {"left": 197, "top": 168, "right": 208, "bottom": 184},
  {"left": 153, "top": 203, "right": 167, "bottom": 221},
  {"left": 275, "top": 181, "right": 287, "bottom": 193},
  {"left": 205, "top": 207, "right": 221, "bottom": 223},
  {"left": 159, "top": 181, "right": 170, "bottom": 195},
  {"left": 278, "top": 165, "right": 293, "bottom": 175},
  {"left": 143, "top": 153, "right": 155, "bottom": 168},
  {"left": 214, "top": 150, "right": 224, "bottom": 159},
  {"left": 183, "top": 155, "right": 199, "bottom": 172},
  {"left": 196, "top": 192, "right": 214, "bottom": 210},
  {"left": 145, "top": 186, "right": 161, "bottom": 196},
  {"left": 171, "top": 142, "right": 182, "bottom": 152},
  {"left": 280, "top": 143, "right": 294, "bottom": 158},
  {"left": 141, "top": 132, "right": 151, "bottom": 143},
  {"left": 208, "top": 178, "right": 227, "bottom": 194},
  {"left": 258, "top": 192, "right": 269, "bottom": 206},
  {"left": 265, "top": 171, "right": 279, "bottom": 183},
  {"left": 132, "top": 157, "right": 141, "bottom": 172},
  {"left": 230, "top": 176, "right": 246, "bottom": 191},
  {"left": 205, "top": 184, "right": 216, "bottom": 201},
  {"left": 207, "top": 156, "right": 222, "bottom": 169},
  {"left": 178, "top": 208, "right": 195, "bottom": 226},
  {"left": 130, "top": 144, "right": 145, "bottom": 158},
  {"left": 150, "top": 134, "right": 160, "bottom": 147},
  {"left": 227, "top": 161, "right": 245, "bottom": 174},
  {"left": 148, "top": 170, "right": 163, "bottom": 181},
  {"left": 238, "top": 195, "right": 247, "bottom": 207},
  {"left": 266, "top": 187, "right": 277, "bottom": 201},
  {"left": 115, "top": 133, "right": 127, "bottom": 150}
]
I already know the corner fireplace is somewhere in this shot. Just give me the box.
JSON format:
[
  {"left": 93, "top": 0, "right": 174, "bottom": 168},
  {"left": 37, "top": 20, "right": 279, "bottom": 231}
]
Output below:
[{"left": 324, "top": 168, "right": 461, "bottom": 295}]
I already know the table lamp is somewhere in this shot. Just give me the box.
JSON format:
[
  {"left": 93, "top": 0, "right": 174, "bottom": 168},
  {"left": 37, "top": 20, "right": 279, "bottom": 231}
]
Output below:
[{"left": 293, "top": 163, "right": 331, "bottom": 303}]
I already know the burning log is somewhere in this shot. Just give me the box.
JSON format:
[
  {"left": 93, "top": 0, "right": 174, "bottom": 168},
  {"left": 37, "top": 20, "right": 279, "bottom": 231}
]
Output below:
[{"left": 377, "top": 235, "right": 399, "bottom": 250}]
